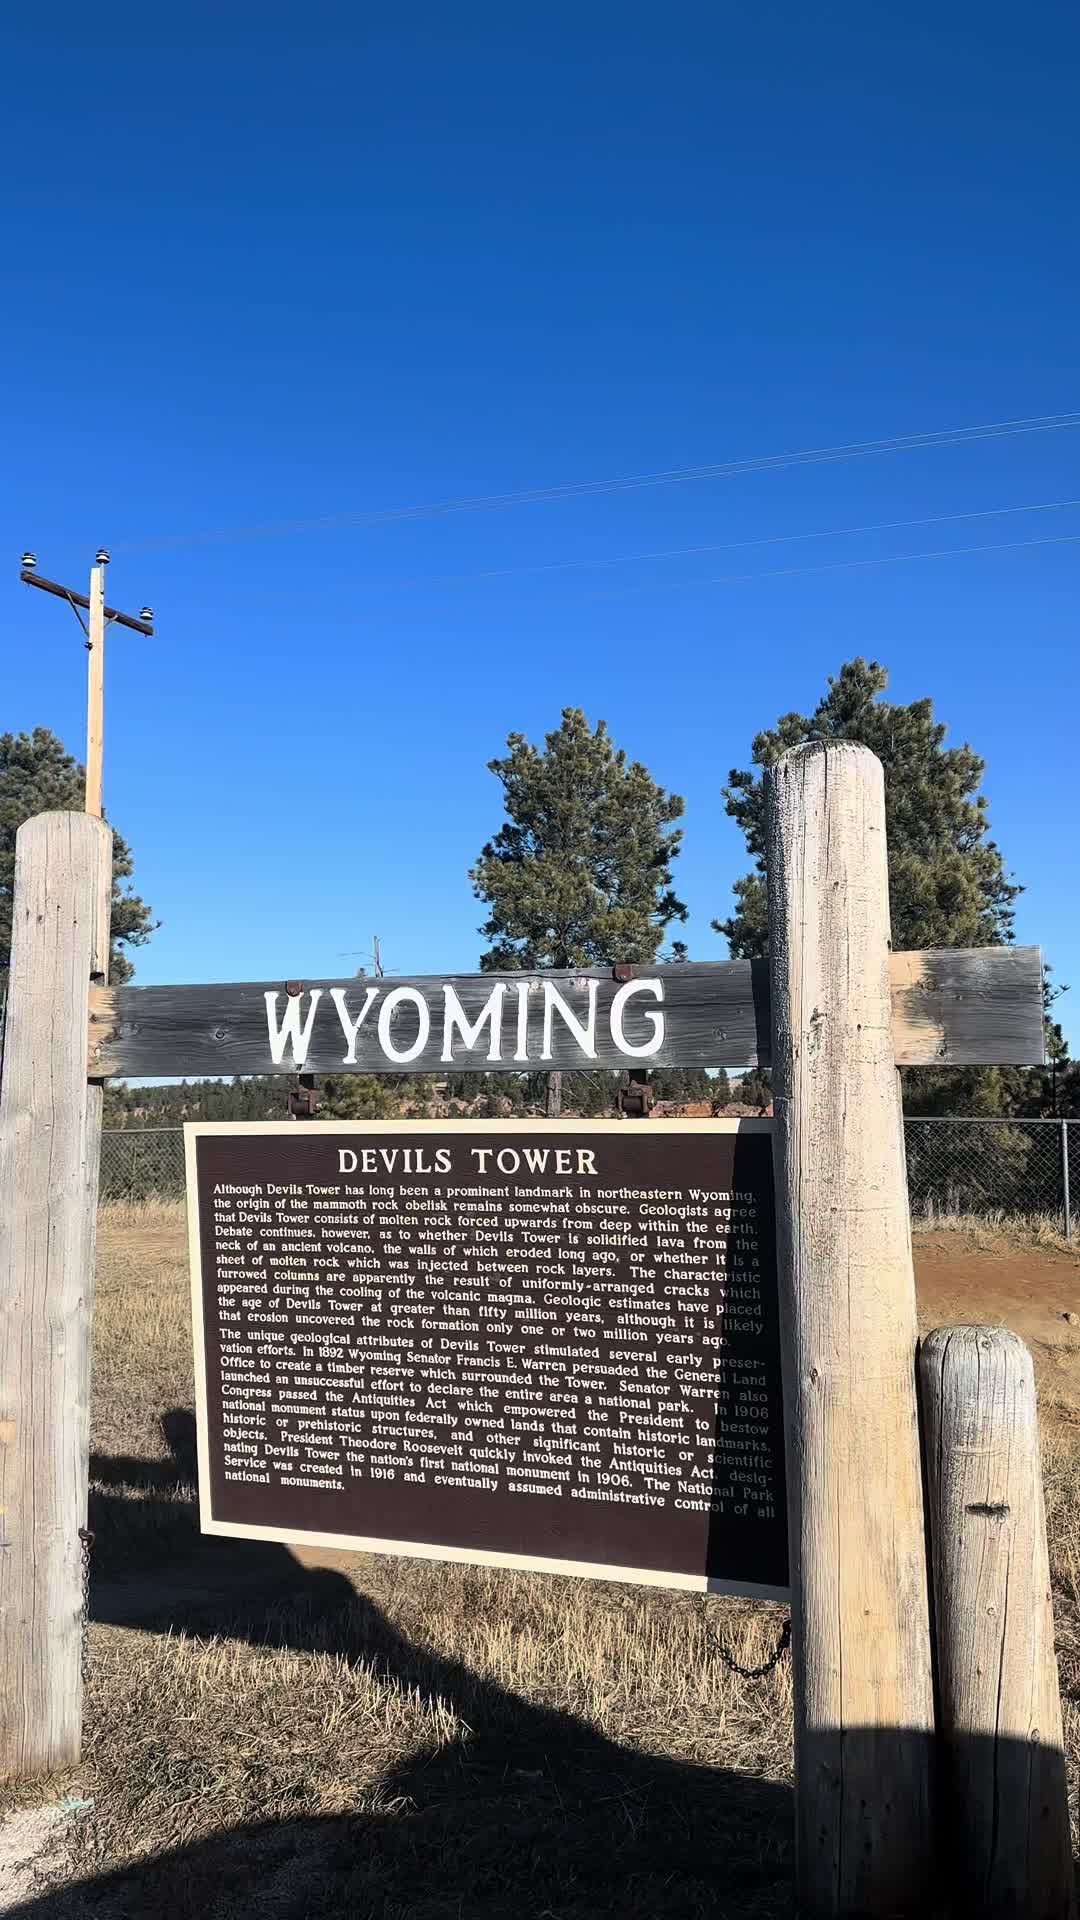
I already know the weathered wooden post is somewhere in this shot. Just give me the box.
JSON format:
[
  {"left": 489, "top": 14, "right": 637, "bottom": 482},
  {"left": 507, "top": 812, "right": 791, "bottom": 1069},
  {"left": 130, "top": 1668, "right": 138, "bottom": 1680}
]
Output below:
[
  {"left": 0, "top": 812, "right": 112, "bottom": 1775},
  {"left": 767, "top": 742, "right": 936, "bottom": 1915},
  {"left": 921, "top": 1327, "right": 1075, "bottom": 1920}
]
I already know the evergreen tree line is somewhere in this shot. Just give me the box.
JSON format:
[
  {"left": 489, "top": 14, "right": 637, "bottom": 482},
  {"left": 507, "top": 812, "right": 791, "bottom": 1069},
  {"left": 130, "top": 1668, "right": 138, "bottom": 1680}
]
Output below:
[
  {"left": 104, "top": 1066, "right": 738, "bottom": 1129},
  {"left": 5, "top": 660, "right": 1075, "bottom": 1123}
]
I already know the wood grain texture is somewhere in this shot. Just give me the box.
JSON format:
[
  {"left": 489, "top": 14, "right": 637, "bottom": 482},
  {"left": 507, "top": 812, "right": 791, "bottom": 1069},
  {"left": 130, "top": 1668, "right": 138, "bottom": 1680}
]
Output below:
[
  {"left": 890, "top": 945, "right": 1043, "bottom": 1066},
  {"left": 88, "top": 961, "right": 770, "bottom": 1077},
  {"left": 18, "top": 570, "right": 154, "bottom": 636},
  {"left": 920, "top": 1327, "right": 1075, "bottom": 1920},
  {"left": 0, "top": 811, "right": 112, "bottom": 1776},
  {"left": 766, "top": 742, "right": 935, "bottom": 1916},
  {"left": 86, "top": 948, "right": 1041, "bottom": 1079}
]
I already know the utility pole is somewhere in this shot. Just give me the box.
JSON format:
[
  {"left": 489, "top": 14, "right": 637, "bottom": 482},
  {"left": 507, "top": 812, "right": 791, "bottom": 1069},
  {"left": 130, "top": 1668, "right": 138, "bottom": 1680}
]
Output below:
[
  {"left": 19, "top": 552, "right": 154, "bottom": 817},
  {"left": 85, "top": 565, "right": 105, "bottom": 818},
  {"left": 338, "top": 939, "right": 387, "bottom": 977}
]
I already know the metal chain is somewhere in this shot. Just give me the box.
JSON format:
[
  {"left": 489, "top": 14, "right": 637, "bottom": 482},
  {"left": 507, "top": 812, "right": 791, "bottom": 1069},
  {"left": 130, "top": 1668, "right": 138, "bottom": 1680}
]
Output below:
[
  {"left": 699, "top": 1601, "right": 791, "bottom": 1680},
  {"left": 78, "top": 1528, "right": 94, "bottom": 1686}
]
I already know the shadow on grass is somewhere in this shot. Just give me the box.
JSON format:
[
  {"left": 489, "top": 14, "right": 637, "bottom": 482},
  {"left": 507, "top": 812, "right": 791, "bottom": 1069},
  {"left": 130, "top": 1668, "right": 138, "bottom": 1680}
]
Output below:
[
  {"left": 44, "top": 1410, "right": 795, "bottom": 1918},
  {"left": 17, "top": 1416, "right": 1079, "bottom": 1917},
  {"left": 21, "top": 1759, "right": 790, "bottom": 1918}
]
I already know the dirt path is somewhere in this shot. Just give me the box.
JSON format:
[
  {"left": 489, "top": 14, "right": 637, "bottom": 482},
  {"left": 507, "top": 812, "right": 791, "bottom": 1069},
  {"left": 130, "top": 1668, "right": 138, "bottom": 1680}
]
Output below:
[{"left": 914, "top": 1231, "right": 1080, "bottom": 1411}]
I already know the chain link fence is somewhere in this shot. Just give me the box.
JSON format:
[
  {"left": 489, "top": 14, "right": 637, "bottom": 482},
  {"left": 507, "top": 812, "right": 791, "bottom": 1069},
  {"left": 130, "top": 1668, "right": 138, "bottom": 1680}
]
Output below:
[
  {"left": 904, "top": 1117, "right": 1075, "bottom": 1234},
  {"left": 100, "top": 1129, "right": 187, "bottom": 1200},
  {"left": 99, "top": 1119, "right": 1078, "bottom": 1233}
]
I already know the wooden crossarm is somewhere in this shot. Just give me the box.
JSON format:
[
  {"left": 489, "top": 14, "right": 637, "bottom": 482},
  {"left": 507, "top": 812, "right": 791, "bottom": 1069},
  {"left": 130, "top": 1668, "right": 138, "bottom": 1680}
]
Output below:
[{"left": 87, "top": 946, "right": 1044, "bottom": 1079}]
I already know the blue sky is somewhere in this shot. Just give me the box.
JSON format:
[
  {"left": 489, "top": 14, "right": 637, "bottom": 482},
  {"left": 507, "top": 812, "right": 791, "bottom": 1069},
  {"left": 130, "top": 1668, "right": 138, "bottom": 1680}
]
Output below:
[{"left": 4, "top": 4, "right": 1078, "bottom": 1043}]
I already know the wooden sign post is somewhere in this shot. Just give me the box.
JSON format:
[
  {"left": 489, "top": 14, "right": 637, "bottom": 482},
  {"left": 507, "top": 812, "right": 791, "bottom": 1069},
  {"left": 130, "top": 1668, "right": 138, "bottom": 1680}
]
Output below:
[
  {"left": 921, "top": 1328, "right": 1075, "bottom": 1920},
  {"left": 768, "top": 743, "right": 935, "bottom": 1912},
  {"left": 0, "top": 813, "right": 112, "bottom": 1774}
]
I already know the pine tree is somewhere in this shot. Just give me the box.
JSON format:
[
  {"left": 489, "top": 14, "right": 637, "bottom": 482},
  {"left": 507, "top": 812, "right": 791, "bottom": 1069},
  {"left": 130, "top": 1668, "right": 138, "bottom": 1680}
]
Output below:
[
  {"left": 711, "top": 1067, "right": 732, "bottom": 1108},
  {"left": 472, "top": 708, "right": 687, "bottom": 970},
  {"left": 404, "top": 1075, "right": 435, "bottom": 1118},
  {"left": 1, "top": 727, "right": 156, "bottom": 988},
  {"left": 732, "top": 1068, "right": 772, "bottom": 1112},
  {"left": 714, "top": 660, "right": 1031, "bottom": 1116},
  {"left": 318, "top": 1075, "right": 401, "bottom": 1120},
  {"left": 471, "top": 709, "right": 686, "bottom": 1115},
  {"left": 1007, "top": 982, "right": 1078, "bottom": 1118},
  {"left": 650, "top": 1067, "right": 714, "bottom": 1105},
  {"left": 716, "top": 660, "right": 1020, "bottom": 957},
  {"left": 560, "top": 1071, "right": 621, "bottom": 1116}
]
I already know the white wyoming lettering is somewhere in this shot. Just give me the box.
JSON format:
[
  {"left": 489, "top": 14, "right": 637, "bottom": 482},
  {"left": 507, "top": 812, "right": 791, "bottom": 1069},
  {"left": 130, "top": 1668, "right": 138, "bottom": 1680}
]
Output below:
[
  {"left": 441, "top": 982, "right": 505, "bottom": 1063},
  {"left": 264, "top": 988, "right": 324, "bottom": 1067},
  {"left": 330, "top": 985, "right": 379, "bottom": 1063},
  {"left": 261, "top": 977, "right": 666, "bottom": 1068}
]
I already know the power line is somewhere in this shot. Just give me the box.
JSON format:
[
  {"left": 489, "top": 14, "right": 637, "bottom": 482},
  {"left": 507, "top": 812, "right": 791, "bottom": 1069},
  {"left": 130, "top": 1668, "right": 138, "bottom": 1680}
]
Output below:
[
  {"left": 590, "top": 529, "right": 1080, "bottom": 599},
  {"left": 341, "top": 496, "right": 1080, "bottom": 594},
  {"left": 251, "top": 518, "right": 1080, "bottom": 616},
  {"left": 114, "top": 410, "right": 1080, "bottom": 555}
]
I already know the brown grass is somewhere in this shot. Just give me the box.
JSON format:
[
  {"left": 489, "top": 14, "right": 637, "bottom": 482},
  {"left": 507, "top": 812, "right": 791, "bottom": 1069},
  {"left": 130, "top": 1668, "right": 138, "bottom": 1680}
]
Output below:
[
  {"left": 912, "top": 1205, "right": 1080, "bottom": 1258},
  {"left": 5, "top": 1203, "right": 1078, "bottom": 1916}
]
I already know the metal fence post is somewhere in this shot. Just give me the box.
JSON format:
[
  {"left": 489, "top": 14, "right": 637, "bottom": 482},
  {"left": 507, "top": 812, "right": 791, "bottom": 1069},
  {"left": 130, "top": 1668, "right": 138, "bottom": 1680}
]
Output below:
[{"left": 1063, "top": 1119, "right": 1072, "bottom": 1240}]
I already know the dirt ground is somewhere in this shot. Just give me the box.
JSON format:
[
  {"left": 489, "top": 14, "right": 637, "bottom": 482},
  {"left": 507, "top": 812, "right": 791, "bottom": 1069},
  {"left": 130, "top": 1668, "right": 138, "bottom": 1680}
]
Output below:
[{"left": 914, "top": 1230, "right": 1080, "bottom": 1412}]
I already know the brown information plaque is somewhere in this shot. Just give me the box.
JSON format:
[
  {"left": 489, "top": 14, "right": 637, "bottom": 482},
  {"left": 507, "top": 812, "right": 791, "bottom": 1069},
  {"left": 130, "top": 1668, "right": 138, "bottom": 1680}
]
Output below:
[{"left": 186, "top": 1120, "right": 788, "bottom": 1596}]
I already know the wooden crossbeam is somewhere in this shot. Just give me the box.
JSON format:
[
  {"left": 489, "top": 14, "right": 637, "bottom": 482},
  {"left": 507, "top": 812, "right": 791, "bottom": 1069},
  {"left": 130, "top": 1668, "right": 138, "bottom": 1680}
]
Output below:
[
  {"left": 19, "top": 570, "right": 154, "bottom": 636},
  {"left": 87, "top": 946, "right": 1044, "bottom": 1079}
]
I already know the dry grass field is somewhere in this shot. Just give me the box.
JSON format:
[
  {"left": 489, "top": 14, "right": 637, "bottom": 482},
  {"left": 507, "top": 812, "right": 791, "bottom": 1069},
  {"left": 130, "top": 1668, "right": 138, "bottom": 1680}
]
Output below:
[{"left": 2, "top": 1201, "right": 1079, "bottom": 1917}]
